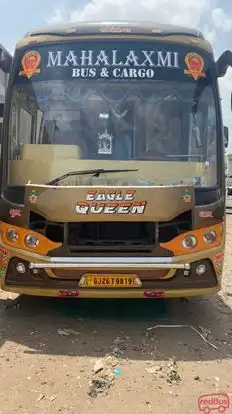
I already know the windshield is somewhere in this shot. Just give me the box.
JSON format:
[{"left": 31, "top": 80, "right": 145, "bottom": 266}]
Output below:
[{"left": 7, "top": 41, "right": 218, "bottom": 187}]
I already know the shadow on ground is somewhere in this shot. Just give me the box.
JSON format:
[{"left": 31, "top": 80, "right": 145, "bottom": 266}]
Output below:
[{"left": 0, "top": 293, "right": 232, "bottom": 362}]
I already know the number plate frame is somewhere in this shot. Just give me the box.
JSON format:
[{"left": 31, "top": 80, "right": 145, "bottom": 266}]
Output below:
[{"left": 78, "top": 274, "right": 142, "bottom": 288}]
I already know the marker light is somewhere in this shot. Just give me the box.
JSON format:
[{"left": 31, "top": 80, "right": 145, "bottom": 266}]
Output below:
[{"left": 144, "top": 290, "right": 165, "bottom": 298}]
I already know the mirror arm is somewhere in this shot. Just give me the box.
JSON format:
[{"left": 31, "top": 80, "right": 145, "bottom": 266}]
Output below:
[
  {"left": 0, "top": 47, "right": 12, "bottom": 73},
  {"left": 216, "top": 50, "right": 232, "bottom": 78}
]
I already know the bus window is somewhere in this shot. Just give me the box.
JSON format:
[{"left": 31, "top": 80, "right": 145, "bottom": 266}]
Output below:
[{"left": 144, "top": 100, "right": 183, "bottom": 158}]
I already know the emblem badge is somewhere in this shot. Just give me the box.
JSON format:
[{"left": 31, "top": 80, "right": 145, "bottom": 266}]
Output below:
[
  {"left": 19, "top": 51, "right": 41, "bottom": 79},
  {"left": 184, "top": 53, "right": 205, "bottom": 80},
  {"left": 182, "top": 189, "right": 192, "bottom": 203},
  {"left": 29, "top": 189, "right": 38, "bottom": 203}
]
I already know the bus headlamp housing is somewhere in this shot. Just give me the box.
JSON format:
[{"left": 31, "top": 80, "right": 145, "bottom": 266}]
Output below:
[
  {"left": 25, "top": 234, "right": 40, "bottom": 248},
  {"left": 203, "top": 230, "right": 216, "bottom": 244},
  {"left": 182, "top": 235, "right": 197, "bottom": 249},
  {"left": 6, "top": 228, "right": 19, "bottom": 242}
]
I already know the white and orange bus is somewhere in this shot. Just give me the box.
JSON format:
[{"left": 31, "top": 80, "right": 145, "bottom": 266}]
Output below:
[{"left": 0, "top": 21, "right": 231, "bottom": 299}]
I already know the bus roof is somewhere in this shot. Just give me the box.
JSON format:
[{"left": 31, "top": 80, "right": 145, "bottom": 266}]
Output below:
[
  {"left": 16, "top": 21, "right": 212, "bottom": 53},
  {"left": 24, "top": 21, "right": 205, "bottom": 39}
]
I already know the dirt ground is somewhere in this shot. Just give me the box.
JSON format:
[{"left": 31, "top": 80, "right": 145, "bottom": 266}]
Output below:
[{"left": 1, "top": 219, "right": 232, "bottom": 414}]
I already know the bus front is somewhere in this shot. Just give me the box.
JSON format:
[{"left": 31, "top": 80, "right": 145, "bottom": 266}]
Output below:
[{"left": 0, "top": 24, "right": 227, "bottom": 298}]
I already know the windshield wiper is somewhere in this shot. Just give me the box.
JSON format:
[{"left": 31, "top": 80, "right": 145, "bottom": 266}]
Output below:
[{"left": 46, "top": 168, "right": 139, "bottom": 186}]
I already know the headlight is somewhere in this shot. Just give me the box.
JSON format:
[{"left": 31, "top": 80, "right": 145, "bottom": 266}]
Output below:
[
  {"left": 25, "top": 234, "right": 39, "bottom": 248},
  {"left": 203, "top": 230, "right": 216, "bottom": 244},
  {"left": 182, "top": 235, "right": 197, "bottom": 249},
  {"left": 6, "top": 228, "right": 18, "bottom": 242}
]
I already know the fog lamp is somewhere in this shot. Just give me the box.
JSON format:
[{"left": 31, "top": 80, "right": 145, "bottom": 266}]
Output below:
[
  {"left": 15, "top": 262, "right": 26, "bottom": 274},
  {"left": 196, "top": 264, "right": 207, "bottom": 276}
]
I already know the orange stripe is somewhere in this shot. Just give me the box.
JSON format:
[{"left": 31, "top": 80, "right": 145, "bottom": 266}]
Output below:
[
  {"left": 160, "top": 223, "right": 223, "bottom": 255},
  {"left": 0, "top": 222, "right": 61, "bottom": 255}
]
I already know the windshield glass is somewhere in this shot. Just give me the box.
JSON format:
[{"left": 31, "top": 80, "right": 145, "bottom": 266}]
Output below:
[{"left": 7, "top": 41, "right": 218, "bottom": 187}]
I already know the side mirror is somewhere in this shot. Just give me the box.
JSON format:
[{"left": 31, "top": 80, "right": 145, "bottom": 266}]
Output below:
[
  {"left": 216, "top": 50, "right": 232, "bottom": 78},
  {"left": 0, "top": 47, "right": 12, "bottom": 74},
  {"left": 224, "top": 126, "right": 229, "bottom": 148}
]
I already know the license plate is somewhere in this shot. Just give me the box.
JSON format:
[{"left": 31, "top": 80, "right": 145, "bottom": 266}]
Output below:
[{"left": 78, "top": 274, "right": 142, "bottom": 288}]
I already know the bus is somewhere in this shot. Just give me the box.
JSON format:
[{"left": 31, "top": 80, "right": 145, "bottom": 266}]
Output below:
[
  {"left": 0, "top": 44, "right": 12, "bottom": 152},
  {"left": 0, "top": 21, "right": 231, "bottom": 299}
]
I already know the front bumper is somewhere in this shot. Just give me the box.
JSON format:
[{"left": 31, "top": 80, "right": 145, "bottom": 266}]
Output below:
[{"left": 1, "top": 245, "right": 222, "bottom": 298}]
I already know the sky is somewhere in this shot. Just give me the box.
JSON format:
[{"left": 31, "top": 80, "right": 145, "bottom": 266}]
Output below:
[{"left": 0, "top": 0, "right": 232, "bottom": 151}]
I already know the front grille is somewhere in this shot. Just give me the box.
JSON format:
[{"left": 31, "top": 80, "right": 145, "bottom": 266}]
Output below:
[
  {"left": 67, "top": 221, "right": 154, "bottom": 251},
  {"left": 29, "top": 210, "right": 192, "bottom": 254}
]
